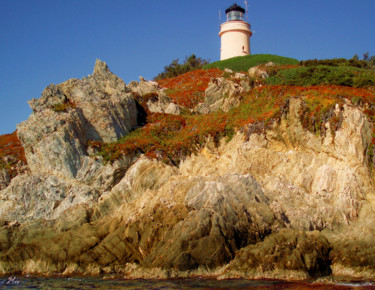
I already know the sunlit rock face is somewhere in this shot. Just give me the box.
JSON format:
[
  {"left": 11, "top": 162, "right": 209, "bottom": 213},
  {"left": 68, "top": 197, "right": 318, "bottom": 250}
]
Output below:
[
  {"left": 0, "top": 60, "right": 374, "bottom": 281},
  {"left": 0, "top": 60, "right": 139, "bottom": 225}
]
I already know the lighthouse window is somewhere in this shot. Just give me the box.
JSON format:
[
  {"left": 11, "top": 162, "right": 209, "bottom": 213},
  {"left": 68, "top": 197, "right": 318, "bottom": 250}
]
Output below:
[{"left": 227, "top": 11, "right": 244, "bottom": 21}]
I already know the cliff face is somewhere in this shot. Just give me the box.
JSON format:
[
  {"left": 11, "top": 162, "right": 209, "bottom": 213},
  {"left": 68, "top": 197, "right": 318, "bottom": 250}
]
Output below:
[{"left": 0, "top": 60, "right": 374, "bottom": 280}]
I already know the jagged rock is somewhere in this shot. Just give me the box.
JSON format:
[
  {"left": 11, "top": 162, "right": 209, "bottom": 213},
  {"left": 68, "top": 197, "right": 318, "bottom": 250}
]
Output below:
[
  {"left": 146, "top": 94, "right": 180, "bottom": 115},
  {"left": 17, "top": 60, "right": 138, "bottom": 179},
  {"left": 234, "top": 72, "right": 247, "bottom": 79},
  {"left": 2, "top": 60, "right": 140, "bottom": 225},
  {"left": 204, "top": 77, "right": 235, "bottom": 106},
  {"left": 29, "top": 87, "right": 68, "bottom": 113},
  {"left": 128, "top": 77, "right": 160, "bottom": 96},
  {"left": 129, "top": 77, "right": 181, "bottom": 115},
  {"left": 248, "top": 62, "right": 275, "bottom": 79},
  {"left": 144, "top": 173, "right": 279, "bottom": 270},
  {"left": 0, "top": 173, "right": 99, "bottom": 223},
  {"left": 0, "top": 170, "right": 10, "bottom": 191},
  {"left": 195, "top": 75, "right": 252, "bottom": 114},
  {"left": 76, "top": 153, "right": 139, "bottom": 191},
  {"left": 225, "top": 229, "right": 332, "bottom": 279},
  {"left": 325, "top": 205, "right": 375, "bottom": 279},
  {"left": 0, "top": 157, "right": 28, "bottom": 191},
  {"left": 187, "top": 98, "right": 372, "bottom": 231}
]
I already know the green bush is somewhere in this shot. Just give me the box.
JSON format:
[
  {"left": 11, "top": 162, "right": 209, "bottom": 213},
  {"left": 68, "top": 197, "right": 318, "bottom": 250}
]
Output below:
[
  {"left": 300, "top": 54, "right": 375, "bottom": 70},
  {"left": 300, "top": 58, "right": 369, "bottom": 69},
  {"left": 154, "top": 54, "right": 209, "bottom": 80}
]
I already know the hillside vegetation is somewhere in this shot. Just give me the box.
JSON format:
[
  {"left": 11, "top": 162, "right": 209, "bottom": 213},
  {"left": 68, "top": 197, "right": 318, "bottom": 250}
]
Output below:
[
  {"left": 96, "top": 82, "right": 375, "bottom": 165},
  {"left": 3, "top": 55, "right": 375, "bottom": 168},
  {"left": 93, "top": 55, "right": 375, "bottom": 166}
]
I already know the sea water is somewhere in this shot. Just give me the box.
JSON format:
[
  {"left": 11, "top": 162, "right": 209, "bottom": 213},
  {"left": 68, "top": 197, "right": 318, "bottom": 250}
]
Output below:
[{"left": 0, "top": 276, "right": 374, "bottom": 289}]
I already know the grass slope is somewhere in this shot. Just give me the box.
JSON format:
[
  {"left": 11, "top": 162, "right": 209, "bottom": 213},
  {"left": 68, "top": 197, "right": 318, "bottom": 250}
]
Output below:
[{"left": 204, "top": 54, "right": 299, "bottom": 72}]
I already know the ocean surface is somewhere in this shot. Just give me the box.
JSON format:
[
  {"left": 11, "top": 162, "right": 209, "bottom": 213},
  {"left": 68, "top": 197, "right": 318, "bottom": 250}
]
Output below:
[{"left": 0, "top": 276, "right": 374, "bottom": 289}]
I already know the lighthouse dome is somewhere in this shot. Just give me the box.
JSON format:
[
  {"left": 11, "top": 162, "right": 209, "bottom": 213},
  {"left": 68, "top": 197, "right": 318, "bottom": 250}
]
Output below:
[
  {"left": 225, "top": 3, "right": 245, "bottom": 21},
  {"left": 225, "top": 3, "right": 245, "bottom": 14}
]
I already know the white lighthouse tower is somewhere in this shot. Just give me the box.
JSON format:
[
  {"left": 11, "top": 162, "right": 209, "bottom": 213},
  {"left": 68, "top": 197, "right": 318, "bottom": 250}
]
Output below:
[{"left": 219, "top": 3, "right": 252, "bottom": 60}]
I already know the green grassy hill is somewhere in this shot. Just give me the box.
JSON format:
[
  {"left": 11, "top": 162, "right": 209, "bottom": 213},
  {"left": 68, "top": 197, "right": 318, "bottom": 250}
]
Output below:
[{"left": 203, "top": 54, "right": 299, "bottom": 72}]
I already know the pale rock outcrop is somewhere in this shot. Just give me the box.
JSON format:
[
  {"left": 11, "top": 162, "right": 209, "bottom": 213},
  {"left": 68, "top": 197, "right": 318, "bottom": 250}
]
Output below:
[
  {"left": 17, "top": 60, "right": 138, "bottom": 179},
  {"left": 75, "top": 153, "right": 138, "bottom": 191},
  {"left": 195, "top": 74, "right": 253, "bottom": 114},
  {"left": 127, "top": 77, "right": 160, "bottom": 96},
  {"left": 0, "top": 154, "right": 28, "bottom": 191},
  {"left": 182, "top": 98, "right": 372, "bottom": 231},
  {"left": 147, "top": 96, "right": 180, "bottom": 115},
  {"left": 248, "top": 61, "right": 275, "bottom": 79},
  {"left": 0, "top": 173, "right": 98, "bottom": 223},
  {"left": 129, "top": 77, "right": 180, "bottom": 115},
  {"left": 143, "top": 173, "right": 280, "bottom": 270},
  {"left": 0, "top": 60, "right": 140, "bottom": 224},
  {"left": 0, "top": 170, "right": 9, "bottom": 191}
]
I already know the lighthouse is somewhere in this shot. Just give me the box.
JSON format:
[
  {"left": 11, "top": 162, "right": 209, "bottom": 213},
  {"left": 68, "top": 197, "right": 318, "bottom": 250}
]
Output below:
[{"left": 219, "top": 3, "right": 252, "bottom": 60}]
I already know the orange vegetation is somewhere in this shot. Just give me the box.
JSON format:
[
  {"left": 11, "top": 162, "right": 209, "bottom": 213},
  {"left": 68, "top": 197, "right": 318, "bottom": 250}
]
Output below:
[
  {"left": 0, "top": 131, "right": 26, "bottom": 164},
  {"left": 95, "top": 81, "right": 375, "bottom": 165},
  {"left": 157, "top": 68, "right": 223, "bottom": 108}
]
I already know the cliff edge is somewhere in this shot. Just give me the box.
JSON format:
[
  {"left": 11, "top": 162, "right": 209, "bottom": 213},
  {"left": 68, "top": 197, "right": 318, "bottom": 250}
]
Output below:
[{"left": 0, "top": 60, "right": 374, "bottom": 281}]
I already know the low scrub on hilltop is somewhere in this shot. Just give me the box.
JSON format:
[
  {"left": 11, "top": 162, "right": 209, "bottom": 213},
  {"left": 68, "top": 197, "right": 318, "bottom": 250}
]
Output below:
[
  {"left": 266, "top": 65, "right": 375, "bottom": 87},
  {"left": 300, "top": 55, "right": 375, "bottom": 69}
]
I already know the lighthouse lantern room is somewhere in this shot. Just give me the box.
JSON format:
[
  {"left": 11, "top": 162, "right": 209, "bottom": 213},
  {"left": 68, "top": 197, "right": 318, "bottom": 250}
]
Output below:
[{"left": 219, "top": 3, "right": 252, "bottom": 60}]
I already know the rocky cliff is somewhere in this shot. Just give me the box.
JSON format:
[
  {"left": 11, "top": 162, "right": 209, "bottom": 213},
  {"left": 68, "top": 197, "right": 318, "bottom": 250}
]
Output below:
[{"left": 0, "top": 60, "right": 374, "bottom": 281}]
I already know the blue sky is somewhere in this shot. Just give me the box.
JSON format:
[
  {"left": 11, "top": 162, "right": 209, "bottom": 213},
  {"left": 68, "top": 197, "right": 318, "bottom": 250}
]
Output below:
[{"left": 1, "top": 0, "right": 374, "bottom": 134}]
